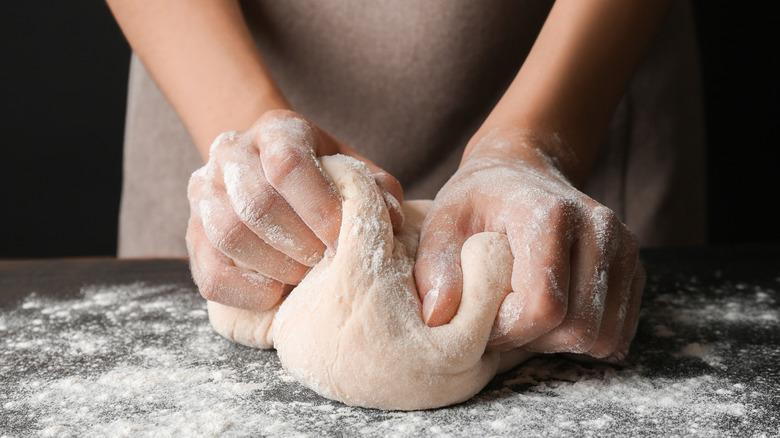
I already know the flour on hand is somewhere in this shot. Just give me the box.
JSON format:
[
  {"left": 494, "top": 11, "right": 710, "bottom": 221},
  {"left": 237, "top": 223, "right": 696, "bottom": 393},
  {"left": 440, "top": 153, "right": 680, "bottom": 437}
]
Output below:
[{"left": 207, "top": 155, "right": 532, "bottom": 410}]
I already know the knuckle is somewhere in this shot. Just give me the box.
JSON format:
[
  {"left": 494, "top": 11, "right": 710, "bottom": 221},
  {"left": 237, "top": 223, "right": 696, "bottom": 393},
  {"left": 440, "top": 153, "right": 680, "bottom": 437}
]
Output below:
[
  {"left": 196, "top": 271, "right": 223, "bottom": 302},
  {"left": 542, "top": 197, "right": 576, "bottom": 228},
  {"left": 255, "top": 111, "right": 314, "bottom": 148},
  {"left": 592, "top": 205, "right": 619, "bottom": 233},
  {"left": 209, "top": 130, "right": 243, "bottom": 156},
  {"left": 590, "top": 205, "right": 622, "bottom": 254},
  {"left": 527, "top": 291, "right": 567, "bottom": 330},
  {"left": 564, "top": 323, "right": 600, "bottom": 353},
  {"left": 600, "top": 205, "right": 619, "bottom": 226},
  {"left": 235, "top": 186, "right": 279, "bottom": 227},
  {"left": 545, "top": 197, "right": 567, "bottom": 219},
  {"left": 203, "top": 215, "right": 245, "bottom": 255},
  {"left": 263, "top": 145, "right": 309, "bottom": 187},
  {"left": 215, "top": 223, "right": 244, "bottom": 254},
  {"left": 187, "top": 165, "right": 211, "bottom": 200}
]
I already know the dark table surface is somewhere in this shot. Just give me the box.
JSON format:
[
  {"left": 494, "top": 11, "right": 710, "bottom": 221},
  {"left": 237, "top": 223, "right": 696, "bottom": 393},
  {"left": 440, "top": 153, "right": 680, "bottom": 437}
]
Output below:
[{"left": 1, "top": 246, "right": 779, "bottom": 437}]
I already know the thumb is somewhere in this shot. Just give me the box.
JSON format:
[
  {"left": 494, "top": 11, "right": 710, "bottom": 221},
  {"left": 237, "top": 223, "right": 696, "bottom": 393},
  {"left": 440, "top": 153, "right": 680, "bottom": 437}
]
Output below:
[{"left": 414, "top": 202, "right": 473, "bottom": 327}]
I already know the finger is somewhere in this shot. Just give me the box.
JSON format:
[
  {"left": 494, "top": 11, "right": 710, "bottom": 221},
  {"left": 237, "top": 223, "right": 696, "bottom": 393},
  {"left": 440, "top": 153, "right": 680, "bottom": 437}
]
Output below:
[
  {"left": 255, "top": 113, "right": 342, "bottom": 248},
  {"left": 334, "top": 141, "right": 404, "bottom": 231},
  {"left": 525, "top": 206, "right": 619, "bottom": 353},
  {"left": 610, "top": 262, "right": 646, "bottom": 360},
  {"left": 186, "top": 215, "right": 286, "bottom": 310},
  {"left": 190, "top": 162, "right": 309, "bottom": 284},
  {"left": 414, "top": 202, "right": 473, "bottom": 327},
  {"left": 487, "top": 209, "right": 572, "bottom": 350},
  {"left": 195, "top": 180, "right": 310, "bottom": 285},
  {"left": 212, "top": 132, "right": 326, "bottom": 266},
  {"left": 586, "top": 230, "right": 639, "bottom": 358},
  {"left": 373, "top": 171, "right": 405, "bottom": 232}
]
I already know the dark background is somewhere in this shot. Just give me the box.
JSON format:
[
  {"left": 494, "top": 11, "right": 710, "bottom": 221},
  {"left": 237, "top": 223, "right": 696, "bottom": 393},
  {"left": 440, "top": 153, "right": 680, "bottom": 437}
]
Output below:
[{"left": 1, "top": 2, "right": 777, "bottom": 259}]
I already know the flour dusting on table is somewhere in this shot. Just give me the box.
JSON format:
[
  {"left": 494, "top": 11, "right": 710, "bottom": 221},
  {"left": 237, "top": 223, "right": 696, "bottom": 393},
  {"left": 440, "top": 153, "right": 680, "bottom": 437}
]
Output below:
[{"left": 2, "top": 257, "right": 779, "bottom": 436}]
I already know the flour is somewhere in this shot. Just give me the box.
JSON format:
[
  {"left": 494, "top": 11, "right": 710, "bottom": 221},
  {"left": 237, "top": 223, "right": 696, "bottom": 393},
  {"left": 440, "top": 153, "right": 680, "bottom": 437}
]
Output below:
[
  {"left": 258, "top": 115, "right": 313, "bottom": 157},
  {"left": 2, "top": 253, "right": 779, "bottom": 435},
  {"left": 424, "top": 129, "right": 629, "bottom": 347}
]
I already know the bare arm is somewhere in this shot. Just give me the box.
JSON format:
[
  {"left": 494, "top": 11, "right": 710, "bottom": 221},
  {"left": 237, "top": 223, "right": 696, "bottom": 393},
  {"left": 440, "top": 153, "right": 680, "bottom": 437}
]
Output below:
[
  {"left": 108, "top": 0, "right": 403, "bottom": 309},
  {"left": 470, "top": 0, "right": 671, "bottom": 184},
  {"left": 417, "top": 0, "right": 671, "bottom": 358},
  {"left": 106, "top": 0, "right": 290, "bottom": 160}
]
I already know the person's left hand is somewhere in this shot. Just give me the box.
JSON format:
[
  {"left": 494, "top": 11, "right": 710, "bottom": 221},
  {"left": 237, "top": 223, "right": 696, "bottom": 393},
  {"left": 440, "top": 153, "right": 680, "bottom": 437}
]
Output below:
[{"left": 414, "top": 128, "right": 645, "bottom": 360}]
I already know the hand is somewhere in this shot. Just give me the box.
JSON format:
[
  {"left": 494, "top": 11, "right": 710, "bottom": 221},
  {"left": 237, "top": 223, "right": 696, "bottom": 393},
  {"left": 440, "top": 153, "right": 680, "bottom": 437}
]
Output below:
[
  {"left": 415, "top": 128, "right": 644, "bottom": 360},
  {"left": 187, "top": 110, "right": 404, "bottom": 310}
]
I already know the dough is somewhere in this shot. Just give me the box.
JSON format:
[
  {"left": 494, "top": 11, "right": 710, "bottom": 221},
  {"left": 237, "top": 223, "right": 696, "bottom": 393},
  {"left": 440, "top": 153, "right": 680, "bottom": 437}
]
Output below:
[{"left": 208, "top": 155, "right": 532, "bottom": 410}]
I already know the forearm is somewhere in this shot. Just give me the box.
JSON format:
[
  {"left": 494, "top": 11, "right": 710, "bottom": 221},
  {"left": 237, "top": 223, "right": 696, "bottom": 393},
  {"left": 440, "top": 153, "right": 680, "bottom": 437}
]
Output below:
[
  {"left": 468, "top": 0, "right": 671, "bottom": 185},
  {"left": 107, "top": 0, "right": 290, "bottom": 160}
]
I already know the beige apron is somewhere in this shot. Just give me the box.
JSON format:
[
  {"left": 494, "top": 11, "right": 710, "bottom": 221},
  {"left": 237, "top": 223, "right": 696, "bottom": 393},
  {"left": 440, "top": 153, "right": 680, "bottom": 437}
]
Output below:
[{"left": 118, "top": 0, "right": 705, "bottom": 257}]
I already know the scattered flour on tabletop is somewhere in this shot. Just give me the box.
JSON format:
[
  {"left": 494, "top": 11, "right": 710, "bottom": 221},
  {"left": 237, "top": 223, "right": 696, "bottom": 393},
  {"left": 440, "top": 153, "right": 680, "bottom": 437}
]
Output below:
[{"left": 2, "top": 265, "right": 779, "bottom": 436}]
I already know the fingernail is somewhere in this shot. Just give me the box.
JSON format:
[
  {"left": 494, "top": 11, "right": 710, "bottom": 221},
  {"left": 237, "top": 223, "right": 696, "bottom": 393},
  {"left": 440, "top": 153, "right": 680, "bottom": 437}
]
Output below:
[{"left": 422, "top": 288, "right": 439, "bottom": 325}]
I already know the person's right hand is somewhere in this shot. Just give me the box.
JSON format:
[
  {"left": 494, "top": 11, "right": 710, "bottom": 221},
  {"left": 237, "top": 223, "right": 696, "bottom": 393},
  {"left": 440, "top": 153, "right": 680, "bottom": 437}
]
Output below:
[{"left": 186, "top": 110, "right": 404, "bottom": 310}]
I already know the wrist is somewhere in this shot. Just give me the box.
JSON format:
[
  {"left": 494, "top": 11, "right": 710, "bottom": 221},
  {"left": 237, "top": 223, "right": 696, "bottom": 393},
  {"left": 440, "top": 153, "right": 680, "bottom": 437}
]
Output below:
[
  {"left": 463, "top": 125, "right": 587, "bottom": 186},
  {"left": 194, "top": 92, "right": 292, "bottom": 162}
]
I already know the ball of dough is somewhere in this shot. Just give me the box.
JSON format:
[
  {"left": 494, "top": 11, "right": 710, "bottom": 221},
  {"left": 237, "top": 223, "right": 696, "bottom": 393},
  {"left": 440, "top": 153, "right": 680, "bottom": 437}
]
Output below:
[{"left": 208, "top": 155, "right": 531, "bottom": 410}]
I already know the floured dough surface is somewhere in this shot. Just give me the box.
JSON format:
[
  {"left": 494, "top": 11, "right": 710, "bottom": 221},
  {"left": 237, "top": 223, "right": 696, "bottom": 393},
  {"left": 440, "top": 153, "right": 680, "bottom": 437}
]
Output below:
[{"left": 208, "top": 155, "right": 532, "bottom": 410}]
